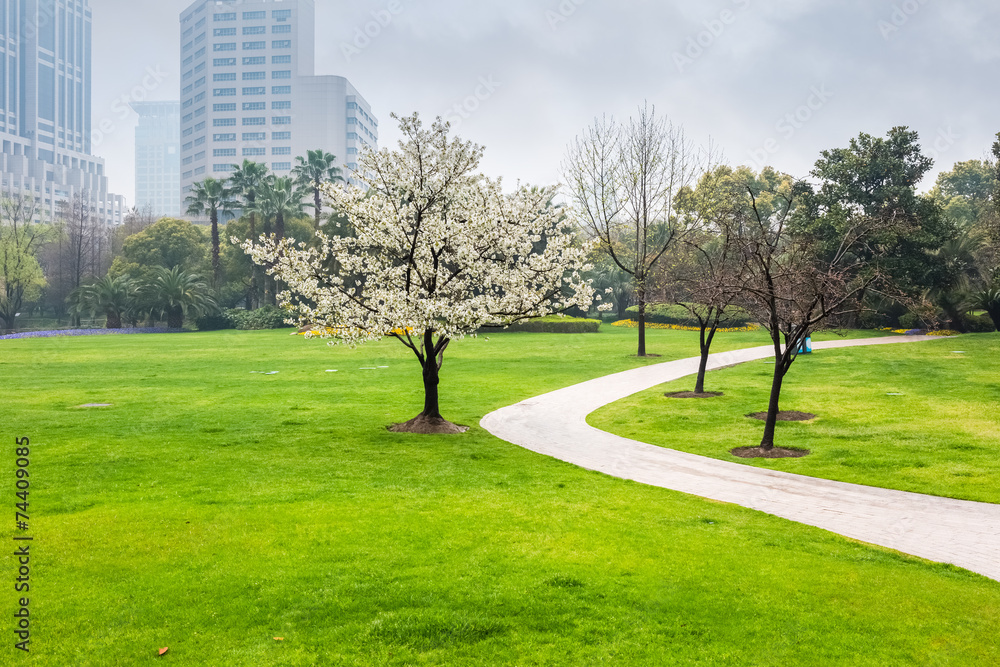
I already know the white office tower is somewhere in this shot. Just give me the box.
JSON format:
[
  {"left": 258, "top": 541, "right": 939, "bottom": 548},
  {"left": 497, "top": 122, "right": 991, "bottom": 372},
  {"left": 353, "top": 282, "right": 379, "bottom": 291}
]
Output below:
[
  {"left": 133, "top": 101, "right": 181, "bottom": 217},
  {"left": 0, "top": 0, "right": 125, "bottom": 224},
  {"left": 179, "top": 0, "right": 378, "bottom": 206}
]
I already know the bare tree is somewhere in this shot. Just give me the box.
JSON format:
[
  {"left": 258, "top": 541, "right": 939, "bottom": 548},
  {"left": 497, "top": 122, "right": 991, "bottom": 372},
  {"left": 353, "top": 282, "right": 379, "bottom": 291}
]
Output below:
[
  {"left": 733, "top": 171, "right": 897, "bottom": 451},
  {"left": 564, "top": 104, "right": 700, "bottom": 356}
]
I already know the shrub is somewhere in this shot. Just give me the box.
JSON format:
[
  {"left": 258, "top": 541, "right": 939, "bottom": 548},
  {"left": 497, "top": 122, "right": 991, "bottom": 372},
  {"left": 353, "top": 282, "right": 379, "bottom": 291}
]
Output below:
[
  {"left": 195, "top": 313, "right": 235, "bottom": 331},
  {"left": 963, "top": 313, "right": 997, "bottom": 333},
  {"left": 229, "top": 305, "right": 290, "bottom": 330},
  {"left": 898, "top": 312, "right": 924, "bottom": 330},
  {"left": 495, "top": 316, "right": 601, "bottom": 334},
  {"left": 624, "top": 303, "right": 753, "bottom": 327}
]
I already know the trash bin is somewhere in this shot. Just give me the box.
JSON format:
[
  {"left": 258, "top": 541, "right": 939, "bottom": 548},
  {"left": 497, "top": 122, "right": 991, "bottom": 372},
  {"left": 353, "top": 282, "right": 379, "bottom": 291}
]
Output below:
[{"left": 797, "top": 336, "right": 812, "bottom": 354}]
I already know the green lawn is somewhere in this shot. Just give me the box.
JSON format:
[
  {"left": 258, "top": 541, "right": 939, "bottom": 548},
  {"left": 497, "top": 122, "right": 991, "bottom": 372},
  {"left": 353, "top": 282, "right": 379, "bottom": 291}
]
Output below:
[
  {"left": 591, "top": 333, "right": 1000, "bottom": 504},
  {"left": 2, "top": 327, "right": 999, "bottom": 665}
]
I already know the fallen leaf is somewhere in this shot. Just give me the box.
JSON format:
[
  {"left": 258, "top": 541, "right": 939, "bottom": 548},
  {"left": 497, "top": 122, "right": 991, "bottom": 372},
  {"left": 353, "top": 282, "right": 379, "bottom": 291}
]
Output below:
[
  {"left": 158, "top": 647, "right": 169, "bottom": 655},
  {"left": 274, "top": 637, "right": 284, "bottom": 641}
]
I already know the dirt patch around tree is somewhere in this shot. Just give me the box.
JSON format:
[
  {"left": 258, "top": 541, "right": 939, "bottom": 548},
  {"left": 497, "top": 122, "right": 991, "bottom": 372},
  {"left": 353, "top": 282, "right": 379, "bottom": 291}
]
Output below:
[
  {"left": 388, "top": 414, "right": 469, "bottom": 434},
  {"left": 664, "top": 391, "right": 724, "bottom": 399},
  {"left": 731, "top": 446, "right": 811, "bottom": 459},
  {"left": 745, "top": 410, "right": 816, "bottom": 421}
]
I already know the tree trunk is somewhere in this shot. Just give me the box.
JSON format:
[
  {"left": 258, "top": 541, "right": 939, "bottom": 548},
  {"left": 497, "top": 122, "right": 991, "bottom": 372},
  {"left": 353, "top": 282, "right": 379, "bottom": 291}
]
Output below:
[
  {"left": 637, "top": 291, "right": 647, "bottom": 357},
  {"left": 695, "top": 324, "right": 717, "bottom": 394},
  {"left": 313, "top": 185, "right": 322, "bottom": 231},
  {"left": 421, "top": 329, "right": 443, "bottom": 419},
  {"left": 106, "top": 311, "right": 122, "bottom": 329},
  {"left": 167, "top": 307, "right": 183, "bottom": 329},
  {"left": 211, "top": 210, "right": 221, "bottom": 289},
  {"left": 759, "top": 361, "right": 786, "bottom": 450},
  {"left": 986, "top": 305, "right": 1000, "bottom": 331}
]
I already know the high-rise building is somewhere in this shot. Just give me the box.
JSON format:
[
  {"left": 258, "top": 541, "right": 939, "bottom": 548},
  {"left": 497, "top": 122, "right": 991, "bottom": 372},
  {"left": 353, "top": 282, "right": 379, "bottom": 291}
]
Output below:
[
  {"left": 133, "top": 101, "right": 181, "bottom": 217},
  {"left": 0, "top": 0, "right": 125, "bottom": 224},
  {"left": 179, "top": 0, "right": 377, "bottom": 207}
]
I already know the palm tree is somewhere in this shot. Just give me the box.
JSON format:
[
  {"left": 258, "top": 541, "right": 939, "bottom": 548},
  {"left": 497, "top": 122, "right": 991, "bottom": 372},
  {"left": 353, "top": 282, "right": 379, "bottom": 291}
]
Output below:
[
  {"left": 185, "top": 177, "right": 233, "bottom": 288},
  {"left": 228, "top": 161, "right": 270, "bottom": 308},
  {"left": 67, "top": 275, "right": 137, "bottom": 329},
  {"left": 253, "top": 176, "right": 305, "bottom": 305},
  {"left": 143, "top": 266, "right": 218, "bottom": 329},
  {"left": 291, "top": 149, "right": 344, "bottom": 231}
]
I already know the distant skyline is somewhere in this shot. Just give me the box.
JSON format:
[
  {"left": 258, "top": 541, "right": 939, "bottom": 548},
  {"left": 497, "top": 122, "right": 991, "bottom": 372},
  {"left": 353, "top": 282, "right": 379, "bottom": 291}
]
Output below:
[{"left": 91, "top": 0, "right": 1000, "bottom": 207}]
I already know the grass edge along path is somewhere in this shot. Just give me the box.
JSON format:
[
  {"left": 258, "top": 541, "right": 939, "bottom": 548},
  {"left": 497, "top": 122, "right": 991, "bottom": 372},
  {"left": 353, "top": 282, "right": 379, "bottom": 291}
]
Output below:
[{"left": 483, "top": 335, "right": 1000, "bottom": 582}]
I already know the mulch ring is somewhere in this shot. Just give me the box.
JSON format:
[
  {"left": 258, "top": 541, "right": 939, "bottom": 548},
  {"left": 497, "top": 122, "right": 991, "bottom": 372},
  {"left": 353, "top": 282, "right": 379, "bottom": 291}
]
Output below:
[
  {"left": 731, "top": 446, "right": 811, "bottom": 459},
  {"left": 745, "top": 410, "right": 816, "bottom": 422},
  {"left": 664, "top": 391, "right": 723, "bottom": 398}
]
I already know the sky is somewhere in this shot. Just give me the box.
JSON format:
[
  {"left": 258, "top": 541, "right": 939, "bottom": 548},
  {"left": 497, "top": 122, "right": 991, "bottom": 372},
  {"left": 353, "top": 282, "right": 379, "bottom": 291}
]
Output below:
[{"left": 90, "top": 0, "right": 1000, "bottom": 207}]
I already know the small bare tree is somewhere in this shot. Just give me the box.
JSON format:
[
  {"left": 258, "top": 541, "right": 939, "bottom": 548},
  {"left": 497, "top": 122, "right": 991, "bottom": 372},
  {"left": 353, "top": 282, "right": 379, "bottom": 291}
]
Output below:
[{"left": 564, "top": 104, "right": 700, "bottom": 356}]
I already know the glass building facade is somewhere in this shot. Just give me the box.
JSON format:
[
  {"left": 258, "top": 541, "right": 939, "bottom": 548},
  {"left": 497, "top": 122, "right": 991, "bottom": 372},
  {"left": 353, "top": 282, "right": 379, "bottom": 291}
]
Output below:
[{"left": 133, "top": 101, "right": 181, "bottom": 217}]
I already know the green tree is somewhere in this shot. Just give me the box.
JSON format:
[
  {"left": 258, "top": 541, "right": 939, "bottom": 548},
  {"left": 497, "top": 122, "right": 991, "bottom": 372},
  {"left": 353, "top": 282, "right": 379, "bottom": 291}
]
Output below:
[
  {"left": 109, "top": 218, "right": 209, "bottom": 284},
  {"left": 185, "top": 177, "right": 234, "bottom": 288},
  {"left": 0, "top": 194, "right": 50, "bottom": 332},
  {"left": 292, "top": 149, "right": 343, "bottom": 231},
  {"left": 227, "top": 160, "right": 270, "bottom": 308},
  {"left": 67, "top": 275, "right": 137, "bottom": 329},
  {"left": 143, "top": 266, "right": 218, "bottom": 329},
  {"left": 252, "top": 176, "right": 305, "bottom": 305}
]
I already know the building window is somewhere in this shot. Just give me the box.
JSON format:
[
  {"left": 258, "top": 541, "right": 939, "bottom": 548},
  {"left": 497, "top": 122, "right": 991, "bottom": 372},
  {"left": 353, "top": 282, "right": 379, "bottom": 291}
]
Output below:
[
  {"left": 214, "top": 12, "right": 236, "bottom": 21},
  {"left": 182, "top": 113, "right": 193, "bottom": 123},
  {"left": 214, "top": 164, "right": 236, "bottom": 173},
  {"left": 183, "top": 98, "right": 194, "bottom": 109},
  {"left": 272, "top": 40, "right": 291, "bottom": 49},
  {"left": 213, "top": 72, "right": 236, "bottom": 82},
  {"left": 272, "top": 162, "right": 291, "bottom": 171},
  {"left": 213, "top": 42, "right": 236, "bottom": 52},
  {"left": 183, "top": 55, "right": 194, "bottom": 66},
  {"left": 272, "top": 101, "right": 291, "bottom": 110},
  {"left": 214, "top": 148, "right": 237, "bottom": 157},
  {"left": 213, "top": 28, "right": 236, "bottom": 36},
  {"left": 243, "top": 147, "right": 266, "bottom": 156},
  {"left": 272, "top": 55, "right": 291, "bottom": 64},
  {"left": 195, "top": 77, "right": 206, "bottom": 87},
  {"left": 195, "top": 122, "right": 206, "bottom": 131},
  {"left": 347, "top": 117, "right": 358, "bottom": 124},
  {"left": 213, "top": 88, "right": 236, "bottom": 96},
  {"left": 182, "top": 141, "right": 193, "bottom": 151},
  {"left": 195, "top": 91, "right": 207, "bottom": 102},
  {"left": 273, "top": 10, "right": 292, "bottom": 20},
  {"left": 272, "top": 70, "right": 291, "bottom": 79},
  {"left": 183, "top": 70, "right": 193, "bottom": 81},
  {"left": 213, "top": 133, "right": 237, "bottom": 141},
  {"left": 243, "top": 117, "right": 266, "bottom": 126},
  {"left": 195, "top": 166, "right": 206, "bottom": 175},
  {"left": 243, "top": 26, "right": 266, "bottom": 35},
  {"left": 243, "top": 71, "right": 266, "bottom": 80},
  {"left": 195, "top": 107, "right": 206, "bottom": 116},
  {"left": 243, "top": 87, "right": 266, "bottom": 96},
  {"left": 243, "top": 41, "right": 266, "bottom": 50},
  {"left": 183, "top": 156, "right": 193, "bottom": 165},
  {"left": 272, "top": 131, "right": 291, "bottom": 140},
  {"left": 243, "top": 11, "right": 266, "bottom": 20},
  {"left": 272, "top": 85, "right": 291, "bottom": 95},
  {"left": 243, "top": 102, "right": 266, "bottom": 111},
  {"left": 272, "top": 24, "right": 291, "bottom": 34},
  {"left": 214, "top": 58, "right": 236, "bottom": 67},
  {"left": 272, "top": 146, "right": 291, "bottom": 155},
  {"left": 214, "top": 103, "right": 236, "bottom": 112},
  {"left": 272, "top": 116, "right": 291, "bottom": 125},
  {"left": 243, "top": 132, "right": 266, "bottom": 141},
  {"left": 214, "top": 118, "right": 237, "bottom": 127},
  {"left": 346, "top": 147, "right": 357, "bottom": 155},
  {"left": 243, "top": 56, "right": 266, "bottom": 65},
  {"left": 183, "top": 84, "right": 193, "bottom": 94},
  {"left": 183, "top": 170, "right": 193, "bottom": 179},
  {"left": 194, "top": 136, "right": 206, "bottom": 146},
  {"left": 183, "top": 128, "right": 193, "bottom": 137}
]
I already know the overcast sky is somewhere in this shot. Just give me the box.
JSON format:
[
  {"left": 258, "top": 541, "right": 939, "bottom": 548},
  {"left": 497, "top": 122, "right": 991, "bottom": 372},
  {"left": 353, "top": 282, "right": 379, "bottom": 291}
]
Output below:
[{"left": 90, "top": 0, "right": 1000, "bottom": 206}]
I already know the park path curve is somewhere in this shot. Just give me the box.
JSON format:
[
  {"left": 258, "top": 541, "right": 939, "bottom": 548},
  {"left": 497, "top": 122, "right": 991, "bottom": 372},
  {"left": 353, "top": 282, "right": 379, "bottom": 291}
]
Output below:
[{"left": 480, "top": 336, "right": 1000, "bottom": 582}]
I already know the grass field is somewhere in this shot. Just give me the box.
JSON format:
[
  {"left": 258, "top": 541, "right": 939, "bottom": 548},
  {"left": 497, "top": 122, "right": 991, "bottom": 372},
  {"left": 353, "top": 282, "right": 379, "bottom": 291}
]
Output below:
[
  {"left": 2, "top": 326, "right": 999, "bottom": 665},
  {"left": 591, "top": 333, "right": 1000, "bottom": 504}
]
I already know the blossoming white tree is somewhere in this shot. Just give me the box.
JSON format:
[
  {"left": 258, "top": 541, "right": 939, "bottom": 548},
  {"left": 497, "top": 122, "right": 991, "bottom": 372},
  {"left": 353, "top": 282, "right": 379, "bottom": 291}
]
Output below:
[{"left": 243, "top": 113, "right": 599, "bottom": 433}]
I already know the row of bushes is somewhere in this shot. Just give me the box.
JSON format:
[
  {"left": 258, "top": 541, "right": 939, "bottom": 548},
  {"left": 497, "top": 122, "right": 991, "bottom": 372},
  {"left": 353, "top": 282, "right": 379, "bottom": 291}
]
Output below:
[
  {"left": 897, "top": 312, "right": 996, "bottom": 332},
  {"left": 484, "top": 316, "right": 602, "bottom": 334},
  {"left": 624, "top": 303, "right": 754, "bottom": 328},
  {"left": 196, "top": 306, "right": 291, "bottom": 331}
]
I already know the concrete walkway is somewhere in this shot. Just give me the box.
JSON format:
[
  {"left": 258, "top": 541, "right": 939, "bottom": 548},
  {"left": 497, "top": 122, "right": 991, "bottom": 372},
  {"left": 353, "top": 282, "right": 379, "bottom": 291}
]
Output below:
[{"left": 480, "top": 336, "right": 1000, "bottom": 582}]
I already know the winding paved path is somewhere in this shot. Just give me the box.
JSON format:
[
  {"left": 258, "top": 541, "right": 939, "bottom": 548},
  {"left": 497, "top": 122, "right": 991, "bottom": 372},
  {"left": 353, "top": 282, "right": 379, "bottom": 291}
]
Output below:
[{"left": 481, "top": 336, "right": 1000, "bottom": 582}]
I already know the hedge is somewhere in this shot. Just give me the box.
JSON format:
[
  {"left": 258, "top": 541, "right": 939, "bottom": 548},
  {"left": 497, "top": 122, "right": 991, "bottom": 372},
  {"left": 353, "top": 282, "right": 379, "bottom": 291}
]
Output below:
[
  {"left": 624, "top": 303, "right": 753, "bottom": 327},
  {"left": 196, "top": 305, "right": 291, "bottom": 331},
  {"left": 487, "top": 316, "right": 601, "bottom": 334}
]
